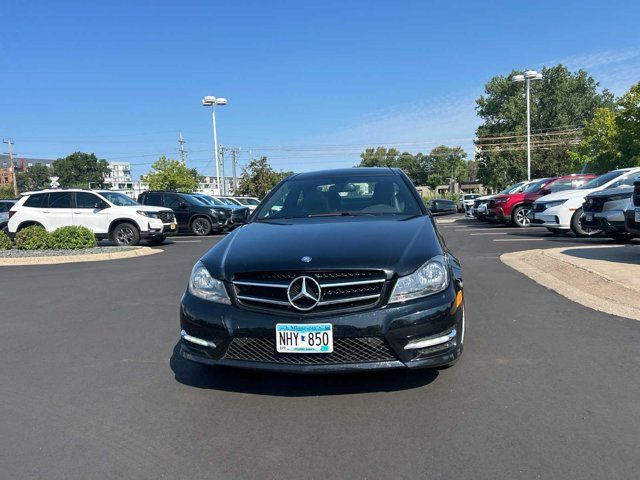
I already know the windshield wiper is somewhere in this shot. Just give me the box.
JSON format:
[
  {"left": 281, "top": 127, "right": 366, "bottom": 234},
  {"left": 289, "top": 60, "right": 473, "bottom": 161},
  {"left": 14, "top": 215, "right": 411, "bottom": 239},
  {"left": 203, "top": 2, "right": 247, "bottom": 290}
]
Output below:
[{"left": 307, "top": 211, "right": 375, "bottom": 217}]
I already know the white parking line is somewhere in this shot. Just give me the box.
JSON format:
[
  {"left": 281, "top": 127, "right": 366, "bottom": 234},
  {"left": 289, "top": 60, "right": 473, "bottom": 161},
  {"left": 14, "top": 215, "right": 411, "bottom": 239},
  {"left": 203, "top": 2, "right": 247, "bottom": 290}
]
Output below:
[
  {"left": 493, "top": 238, "right": 545, "bottom": 242},
  {"left": 469, "top": 232, "right": 510, "bottom": 235},
  {"left": 455, "top": 228, "right": 506, "bottom": 232},
  {"left": 172, "top": 240, "right": 202, "bottom": 243}
]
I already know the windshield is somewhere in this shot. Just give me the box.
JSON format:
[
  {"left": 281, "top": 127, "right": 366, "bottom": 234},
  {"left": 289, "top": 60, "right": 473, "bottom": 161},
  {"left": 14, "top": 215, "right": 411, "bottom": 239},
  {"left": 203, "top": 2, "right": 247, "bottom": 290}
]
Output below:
[
  {"left": 182, "top": 194, "right": 207, "bottom": 206},
  {"left": 499, "top": 182, "right": 525, "bottom": 194},
  {"left": 463, "top": 194, "right": 480, "bottom": 200},
  {"left": 219, "top": 197, "right": 241, "bottom": 206},
  {"left": 579, "top": 170, "right": 627, "bottom": 189},
  {"left": 99, "top": 191, "right": 139, "bottom": 206},
  {"left": 236, "top": 197, "right": 260, "bottom": 206},
  {"left": 256, "top": 174, "right": 422, "bottom": 220},
  {"left": 603, "top": 171, "right": 640, "bottom": 189},
  {"left": 201, "top": 195, "right": 225, "bottom": 206},
  {"left": 523, "top": 178, "right": 550, "bottom": 193}
]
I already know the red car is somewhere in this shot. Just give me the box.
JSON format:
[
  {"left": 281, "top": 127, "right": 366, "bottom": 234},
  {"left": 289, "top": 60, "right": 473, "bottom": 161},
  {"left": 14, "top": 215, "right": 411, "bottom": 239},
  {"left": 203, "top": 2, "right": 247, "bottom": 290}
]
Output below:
[{"left": 486, "top": 174, "right": 597, "bottom": 227}]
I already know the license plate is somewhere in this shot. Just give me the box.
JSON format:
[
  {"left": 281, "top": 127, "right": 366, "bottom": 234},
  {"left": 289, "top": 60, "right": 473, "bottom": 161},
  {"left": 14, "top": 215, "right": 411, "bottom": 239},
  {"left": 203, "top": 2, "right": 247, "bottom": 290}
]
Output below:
[
  {"left": 276, "top": 323, "right": 333, "bottom": 353},
  {"left": 585, "top": 213, "right": 593, "bottom": 222},
  {"left": 635, "top": 209, "right": 640, "bottom": 222},
  {"left": 170, "top": 223, "right": 176, "bottom": 230}
]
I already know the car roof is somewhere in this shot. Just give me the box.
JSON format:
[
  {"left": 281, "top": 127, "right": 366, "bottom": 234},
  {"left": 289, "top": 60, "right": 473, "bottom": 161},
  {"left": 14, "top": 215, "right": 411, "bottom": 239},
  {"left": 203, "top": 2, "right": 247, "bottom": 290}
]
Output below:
[{"left": 292, "top": 167, "right": 398, "bottom": 180}]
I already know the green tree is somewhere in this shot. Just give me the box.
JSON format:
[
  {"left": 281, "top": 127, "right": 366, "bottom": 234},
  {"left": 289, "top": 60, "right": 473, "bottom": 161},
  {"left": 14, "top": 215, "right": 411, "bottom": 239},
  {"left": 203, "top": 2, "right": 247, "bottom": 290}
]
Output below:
[
  {"left": 237, "top": 157, "right": 291, "bottom": 198},
  {"left": 0, "top": 185, "right": 14, "bottom": 199},
  {"left": 421, "top": 145, "right": 468, "bottom": 188},
  {"left": 569, "top": 108, "right": 620, "bottom": 172},
  {"left": 357, "top": 147, "right": 427, "bottom": 185},
  {"left": 146, "top": 156, "right": 199, "bottom": 192},
  {"left": 475, "top": 65, "right": 613, "bottom": 189},
  {"left": 52, "top": 152, "right": 110, "bottom": 188},
  {"left": 616, "top": 81, "right": 640, "bottom": 166},
  {"left": 16, "top": 164, "right": 52, "bottom": 192}
]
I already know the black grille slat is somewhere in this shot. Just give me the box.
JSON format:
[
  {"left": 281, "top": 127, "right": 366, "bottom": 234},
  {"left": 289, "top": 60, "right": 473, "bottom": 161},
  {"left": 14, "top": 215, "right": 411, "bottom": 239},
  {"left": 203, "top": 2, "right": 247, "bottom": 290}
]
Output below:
[
  {"left": 224, "top": 337, "right": 396, "bottom": 364},
  {"left": 158, "top": 211, "right": 175, "bottom": 223},
  {"left": 584, "top": 198, "right": 606, "bottom": 213},
  {"left": 233, "top": 270, "right": 387, "bottom": 314}
]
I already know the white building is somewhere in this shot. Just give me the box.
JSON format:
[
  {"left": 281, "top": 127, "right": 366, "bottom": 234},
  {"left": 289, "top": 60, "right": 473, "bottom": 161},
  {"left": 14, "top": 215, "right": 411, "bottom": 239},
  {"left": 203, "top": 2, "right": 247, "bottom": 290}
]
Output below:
[
  {"left": 104, "top": 162, "right": 133, "bottom": 190},
  {"left": 197, "top": 176, "right": 238, "bottom": 196}
]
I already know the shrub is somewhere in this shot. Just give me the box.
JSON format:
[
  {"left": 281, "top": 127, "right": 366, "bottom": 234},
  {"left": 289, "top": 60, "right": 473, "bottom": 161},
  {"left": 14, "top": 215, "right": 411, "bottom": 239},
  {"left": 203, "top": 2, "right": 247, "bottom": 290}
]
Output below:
[
  {"left": 50, "top": 225, "right": 97, "bottom": 250},
  {"left": 15, "top": 225, "right": 52, "bottom": 250},
  {"left": 0, "top": 230, "right": 12, "bottom": 250}
]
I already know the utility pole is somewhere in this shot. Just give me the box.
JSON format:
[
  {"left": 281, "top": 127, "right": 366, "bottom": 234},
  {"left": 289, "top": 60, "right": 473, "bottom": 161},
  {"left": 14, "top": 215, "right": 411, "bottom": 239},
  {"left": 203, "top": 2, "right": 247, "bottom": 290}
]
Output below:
[
  {"left": 218, "top": 145, "right": 226, "bottom": 195},
  {"left": 3, "top": 138, "right": 17, "bottom": 196},
  {"left": 231, "top": 148, "right": 239, "bottom": 193},
  {"left": 178, "top": 131, "right": 187, "bottom": 165}
]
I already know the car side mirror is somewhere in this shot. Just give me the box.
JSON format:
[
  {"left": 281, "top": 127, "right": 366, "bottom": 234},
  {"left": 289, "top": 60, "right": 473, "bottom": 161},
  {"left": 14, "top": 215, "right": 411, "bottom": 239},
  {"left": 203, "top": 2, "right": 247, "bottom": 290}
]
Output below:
[{"left": 179, "top": 202, "right": 188, "bottom": 209}]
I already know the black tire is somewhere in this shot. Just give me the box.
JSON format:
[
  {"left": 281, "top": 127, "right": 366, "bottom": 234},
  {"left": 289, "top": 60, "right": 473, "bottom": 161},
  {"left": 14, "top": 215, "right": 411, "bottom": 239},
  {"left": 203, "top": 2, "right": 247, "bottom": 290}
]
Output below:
[
  {"left": 112, "top": 222, "right": 141, "bottom": 246},
  {"left": 570, "top": 208, "right": 602, "bottom": 237},
  {"left": 146, "top": 235, "right": 167, "bottom": 246},
  {"left": 546, "top": 227, "right": 564, "bottom": 236},
  {"left": 190, "top": 217, "right": 212, "bottom": 236},
  {"left": 0, "top": 224, "right": 7, "bottom": 234},
  {"left": 609, "top": 231, "right": 634, "bottom": 243},
  {"left": 511, "top": 205, "right": 532, "bottom": 228}
]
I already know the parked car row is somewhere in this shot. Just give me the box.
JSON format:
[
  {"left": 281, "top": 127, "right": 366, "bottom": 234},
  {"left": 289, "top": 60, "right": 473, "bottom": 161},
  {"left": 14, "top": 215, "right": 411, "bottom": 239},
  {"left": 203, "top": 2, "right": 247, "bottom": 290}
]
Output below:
[
  {"left": 470, "top": 168, "right": 640, "bottom": 239},
  {"left": 5, "top": 189, "right": 262, "bottom": 246}
]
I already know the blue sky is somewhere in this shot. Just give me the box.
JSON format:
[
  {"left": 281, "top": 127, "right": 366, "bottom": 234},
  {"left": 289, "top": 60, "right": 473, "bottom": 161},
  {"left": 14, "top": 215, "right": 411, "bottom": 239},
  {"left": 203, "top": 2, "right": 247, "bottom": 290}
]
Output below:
[{"left": 2, "top": 0, "right": 639, "bottom": 179}]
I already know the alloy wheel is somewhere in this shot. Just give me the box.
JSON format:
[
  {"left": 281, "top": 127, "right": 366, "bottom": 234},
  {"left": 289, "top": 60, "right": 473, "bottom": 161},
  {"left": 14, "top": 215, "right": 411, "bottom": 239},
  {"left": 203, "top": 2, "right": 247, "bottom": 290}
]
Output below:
[
  {"left": 515, "top": 207, "right": 531, "bottom": 227},
  {"left": 193, "top": 219, "right": 208, "bottom": 235},
  {"left": 116, "top": 227, "right": 135, "bottom": 245}
]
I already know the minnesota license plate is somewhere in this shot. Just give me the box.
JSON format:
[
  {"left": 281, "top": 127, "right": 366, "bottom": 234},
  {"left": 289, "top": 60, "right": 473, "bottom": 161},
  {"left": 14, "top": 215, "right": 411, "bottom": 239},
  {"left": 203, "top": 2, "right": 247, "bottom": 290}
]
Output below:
[
  {"left": 276, "top": 323, "right": 333, "bottom": 353},
  {"left": 170, "top": 223, "right": 176, "bottom": 230},
  {"left": 635, "top": 208, "right": 640, "bottom": 222}
]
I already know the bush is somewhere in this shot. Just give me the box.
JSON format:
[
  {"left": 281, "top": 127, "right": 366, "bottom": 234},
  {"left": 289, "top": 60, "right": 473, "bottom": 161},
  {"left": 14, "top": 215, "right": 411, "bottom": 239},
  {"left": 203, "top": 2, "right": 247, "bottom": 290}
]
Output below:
[
  {"left": 50, "top": 226, "right": 97, "bottom": 250},
  {"left": 0, "top": 230, "right": 12, "bottom": 250},
  {"left": 15, "top": 225, "right": 52, "bottom": 250}
]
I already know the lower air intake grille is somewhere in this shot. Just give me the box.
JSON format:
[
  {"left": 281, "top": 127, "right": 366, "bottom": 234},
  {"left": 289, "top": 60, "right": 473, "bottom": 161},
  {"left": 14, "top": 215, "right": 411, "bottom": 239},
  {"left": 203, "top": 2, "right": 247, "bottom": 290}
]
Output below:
[{"left": 224, "top": 337, "right": 397, "bottom": 365}]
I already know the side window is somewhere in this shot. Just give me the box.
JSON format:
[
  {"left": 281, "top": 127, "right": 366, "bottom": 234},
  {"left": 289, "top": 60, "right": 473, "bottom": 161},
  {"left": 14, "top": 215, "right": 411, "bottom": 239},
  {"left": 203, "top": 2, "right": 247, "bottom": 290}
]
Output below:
[
  {"left": 610, "top": 174, "right": 640, "bottom": 188},
  {"left": 145, "top": 193, "right": 163, "bottom": 206},
  {"left": 24, "top": 193, "right": 47, "bottom": 208},
  {"left": 165, "top": 194, "right": 183, "bottom": 208},
  {"left": 48, "top": 192, "right": 73, "bottom": 208},
  {"left": 75, "top": 192, "right": 102, "bottom": 208}
]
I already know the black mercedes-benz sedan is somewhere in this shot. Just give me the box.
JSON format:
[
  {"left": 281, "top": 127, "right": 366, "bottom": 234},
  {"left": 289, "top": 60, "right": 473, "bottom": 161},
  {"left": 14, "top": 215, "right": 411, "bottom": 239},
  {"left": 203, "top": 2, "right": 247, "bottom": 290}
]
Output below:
[{"left": 179, "top": 168, "right": 465, "bottom": 373}]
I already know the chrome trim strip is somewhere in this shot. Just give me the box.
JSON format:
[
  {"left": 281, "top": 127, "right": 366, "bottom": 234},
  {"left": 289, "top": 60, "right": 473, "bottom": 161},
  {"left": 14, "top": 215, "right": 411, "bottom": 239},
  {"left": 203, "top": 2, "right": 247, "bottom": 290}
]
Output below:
[
  {"left": 319, "top": 294, "right": 380, "bottom": 306},
  {"left": 236, "top": 295, "right": 291, "bottom": 306},
  {"left": 233, "top": 280, "right": 289, "bottom": 289},
  {"left": 181, "top": 329, "right": 216, "bottom": 348},
  {"left": 320, "top": 278, "right": 385, "bottom": 288},
  {"left": 404, "top": 328, "right": 457, "bottom": 350}
]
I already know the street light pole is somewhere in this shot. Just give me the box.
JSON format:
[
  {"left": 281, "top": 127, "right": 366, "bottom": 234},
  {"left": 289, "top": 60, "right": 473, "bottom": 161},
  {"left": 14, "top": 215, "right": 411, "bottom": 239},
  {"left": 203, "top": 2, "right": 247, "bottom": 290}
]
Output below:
[
  {"left": 202, "top": 96, "right": 228, "bottom": 195},
  {"left": 512, "top": 70, "right": 543, "bottom": 181}
]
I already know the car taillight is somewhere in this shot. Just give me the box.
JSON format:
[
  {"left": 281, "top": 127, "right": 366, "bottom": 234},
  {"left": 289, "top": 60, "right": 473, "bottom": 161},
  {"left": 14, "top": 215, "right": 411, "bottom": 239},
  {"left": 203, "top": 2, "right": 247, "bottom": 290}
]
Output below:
[{"left": 8, "top": 211, "right": 15, "bottom": 219}]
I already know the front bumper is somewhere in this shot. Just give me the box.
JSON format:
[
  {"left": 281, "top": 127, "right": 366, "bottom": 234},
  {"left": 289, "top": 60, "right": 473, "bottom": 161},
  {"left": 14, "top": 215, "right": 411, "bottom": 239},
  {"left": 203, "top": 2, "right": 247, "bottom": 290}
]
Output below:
[
  {"left": 624, "top": 208, "right": 640, "bottom": 235},
  {"left": 179, "top": 282, "right": 464, "bottom": 373},
  {"left": 527, "top": 207, "right": 571, "bottom": 229},
  {"left": 581, "top": 210, "right": 626, "bottom": 233},
  {"left": 142, "top": 221, "right": 178, "bottom": 239},
  {"left": 486, "top": 207, "right": 508, "bottom": 222}
]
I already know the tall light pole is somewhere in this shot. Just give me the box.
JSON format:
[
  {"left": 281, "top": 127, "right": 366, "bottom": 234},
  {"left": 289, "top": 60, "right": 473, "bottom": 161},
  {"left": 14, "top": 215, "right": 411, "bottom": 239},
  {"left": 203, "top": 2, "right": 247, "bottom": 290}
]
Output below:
[
  {"left": 512, "top": 70, "right": 543, "bottom": 181},
  {"left": 202, "top": 96, "right": 228, "bottom": 194}
]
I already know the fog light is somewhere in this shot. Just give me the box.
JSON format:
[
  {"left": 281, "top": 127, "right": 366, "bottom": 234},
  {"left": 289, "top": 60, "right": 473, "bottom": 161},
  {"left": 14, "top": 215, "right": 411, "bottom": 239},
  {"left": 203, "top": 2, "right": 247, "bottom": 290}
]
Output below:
[
  {"left": 181, "top": 329, "right": 216, "bottom": 348},
  {"left": 404, "top": 328, "right": 456, "bottom": 350}
]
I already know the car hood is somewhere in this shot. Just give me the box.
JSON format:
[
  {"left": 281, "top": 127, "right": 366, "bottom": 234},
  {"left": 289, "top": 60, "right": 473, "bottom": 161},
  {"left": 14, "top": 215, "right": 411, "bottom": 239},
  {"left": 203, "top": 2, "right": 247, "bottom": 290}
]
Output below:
[
  {"left": 201, "top": 216, "right": 444, "bottom": 280},
  {"left": 586, "top": 186, "right": 634, "bottom": 199},
  {"left": 533, "top": 189, "right": 591, "bottom": 203}
]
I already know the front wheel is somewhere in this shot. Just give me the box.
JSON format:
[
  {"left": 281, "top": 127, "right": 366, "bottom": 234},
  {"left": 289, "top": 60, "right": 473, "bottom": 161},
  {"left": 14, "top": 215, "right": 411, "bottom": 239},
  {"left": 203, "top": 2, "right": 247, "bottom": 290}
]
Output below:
[
  {"left": 112, "top": 223, "right": 141, "bottom": 246},
  {"left": 190, "top": 217, "right": 212, "bottom": 236},
  {"left": 511, "top": 205, "right": 531, "bottom": 228},
  {"left": 570, "top": 208, "right": 602, "bottom": 237}
]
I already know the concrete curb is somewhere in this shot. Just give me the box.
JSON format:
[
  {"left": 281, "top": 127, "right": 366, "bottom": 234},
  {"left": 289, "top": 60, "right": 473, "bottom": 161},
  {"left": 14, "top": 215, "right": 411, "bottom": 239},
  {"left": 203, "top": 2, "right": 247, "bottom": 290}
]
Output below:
[
  {"left": 501, "top": 245, "right": 640, "bottom": 321},
  {"left": 0, "top": 247, "right": 162, "bottom": 267}
]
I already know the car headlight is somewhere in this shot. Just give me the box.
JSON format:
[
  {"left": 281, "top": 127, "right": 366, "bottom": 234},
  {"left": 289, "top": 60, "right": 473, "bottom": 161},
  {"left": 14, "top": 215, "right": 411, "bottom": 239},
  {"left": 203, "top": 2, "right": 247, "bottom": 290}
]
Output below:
[
  {"left": 542, "top": 200, "right": 567, "bottom": 210},
  {"left": 137, "top": 210, "right": 159, "bottom": 218},
  {"left": 389, "top": 255, "right": 449, "bottom": 304},
  {"left": 188, "top": 261, "right": 231, "bottom": 304}
]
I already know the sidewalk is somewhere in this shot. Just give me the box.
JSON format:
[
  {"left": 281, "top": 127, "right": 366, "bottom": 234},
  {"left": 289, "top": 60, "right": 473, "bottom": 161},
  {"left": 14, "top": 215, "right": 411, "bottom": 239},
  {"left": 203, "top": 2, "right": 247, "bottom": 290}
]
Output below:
[{"left": 501, "top": 244, "right": 640, "bottom": 321}]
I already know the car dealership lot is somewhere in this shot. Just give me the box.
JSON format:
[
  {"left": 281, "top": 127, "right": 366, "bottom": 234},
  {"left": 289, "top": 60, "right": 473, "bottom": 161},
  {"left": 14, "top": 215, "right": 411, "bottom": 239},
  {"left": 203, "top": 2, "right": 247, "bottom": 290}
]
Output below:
[{"left": 2, "top": 225, "right": 640, "bottom": 479}]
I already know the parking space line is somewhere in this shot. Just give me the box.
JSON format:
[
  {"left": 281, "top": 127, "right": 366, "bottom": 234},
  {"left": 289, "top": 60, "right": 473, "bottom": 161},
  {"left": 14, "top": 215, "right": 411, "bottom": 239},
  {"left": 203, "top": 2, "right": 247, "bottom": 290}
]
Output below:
[
  {"left": 172, "top": 240, "right": 203, "bottom": 243},
  {"left": 455, "top": 228, "right": 506, "bottom": 232},
  {"left": 493, "top": 238, "right": 545, "bottom": 242},
  {"left": 469, "top": 232, "right": 510, "bottom": 235}
]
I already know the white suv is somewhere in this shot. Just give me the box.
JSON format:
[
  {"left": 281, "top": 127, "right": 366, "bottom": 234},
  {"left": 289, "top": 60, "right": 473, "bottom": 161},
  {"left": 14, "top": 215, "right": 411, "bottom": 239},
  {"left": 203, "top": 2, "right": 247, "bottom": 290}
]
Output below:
[
  {"left": 8, "top": 189, "right": 177, "bottom": 246},
  {"left": 530, "top": 167, "right": 640, "bottom": 236}
]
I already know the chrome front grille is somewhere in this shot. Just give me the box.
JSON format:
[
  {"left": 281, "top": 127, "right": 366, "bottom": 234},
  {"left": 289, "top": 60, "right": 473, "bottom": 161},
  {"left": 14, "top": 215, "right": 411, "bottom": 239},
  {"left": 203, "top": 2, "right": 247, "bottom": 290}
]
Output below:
[
  {"left": 158, "top": 211, "right": 175, "bottom": 223},
  {"left": 232, "top": 270, "right": 387, "bottom": 314}
]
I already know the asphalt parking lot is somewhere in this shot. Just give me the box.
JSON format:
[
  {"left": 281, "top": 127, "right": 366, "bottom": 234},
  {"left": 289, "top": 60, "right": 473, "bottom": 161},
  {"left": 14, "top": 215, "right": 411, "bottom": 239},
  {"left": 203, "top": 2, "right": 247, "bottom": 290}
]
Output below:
[{"left": 2, "top": 223, "right": 640, "bottom": 480}]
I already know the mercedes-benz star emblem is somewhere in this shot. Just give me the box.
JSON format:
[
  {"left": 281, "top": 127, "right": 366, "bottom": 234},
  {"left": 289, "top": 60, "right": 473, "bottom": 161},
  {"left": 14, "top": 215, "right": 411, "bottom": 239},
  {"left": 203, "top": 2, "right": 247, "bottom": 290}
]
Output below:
[
  {"left": 301, "top": 256, "right": 312, "bottom": 263},
  {"left": 287, "top": 276, "right": 321, "bottom": 311}
]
